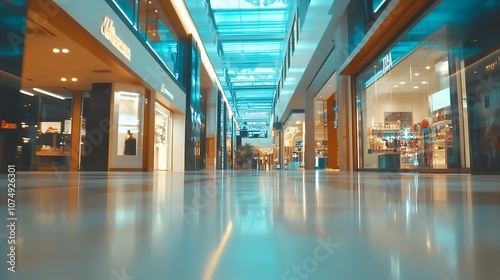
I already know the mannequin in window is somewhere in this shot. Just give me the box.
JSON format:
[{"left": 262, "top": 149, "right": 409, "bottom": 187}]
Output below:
[{"left": 124, "top": 130, "right": 137, "bottom": 155}]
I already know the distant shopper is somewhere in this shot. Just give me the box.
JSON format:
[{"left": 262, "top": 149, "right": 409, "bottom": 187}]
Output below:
[{"left": 124, "top": 130, "right": 137, "bottom": 155}]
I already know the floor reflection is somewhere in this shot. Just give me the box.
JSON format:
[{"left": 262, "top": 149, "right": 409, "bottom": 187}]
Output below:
[{"left": 5, "top": 171, "right": 500, "bottom": 280}]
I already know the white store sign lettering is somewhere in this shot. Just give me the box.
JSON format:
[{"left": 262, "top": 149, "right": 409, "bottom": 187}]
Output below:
[
  {"left": 383, "top": 52, "right": 393, "bottom": 75},
  {"left": 101, "top": 16, "right": 131, "bottom": 61}
]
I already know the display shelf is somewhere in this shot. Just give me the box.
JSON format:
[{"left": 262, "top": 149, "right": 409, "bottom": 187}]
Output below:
[
  {"left": 431, "top": 119, "right": 452, "bottom": 126},
  {"left": 368, "top": 125, "right": 425, "bottom": 168},
  {"left": 429, "top": 116, "right": 453, "bottom": 168},
  {"left": 36, "top": 151, "right": 70, "bottom": 157}
]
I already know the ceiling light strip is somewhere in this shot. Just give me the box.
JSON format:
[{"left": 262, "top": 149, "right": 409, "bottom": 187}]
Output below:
[
  {"left": 33, "top": 88, "right": 65, "bottom": 100},
  {"left": 20, "top": 90, "right": 34, "bottom": 96}
]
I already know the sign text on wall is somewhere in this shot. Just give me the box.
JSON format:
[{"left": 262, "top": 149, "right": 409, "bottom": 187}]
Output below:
[{"left": 101, "top": 16, "right": 131, "bottom": 61}]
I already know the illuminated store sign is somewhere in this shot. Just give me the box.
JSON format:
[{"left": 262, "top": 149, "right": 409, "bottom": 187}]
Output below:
[
  {"left": 382, "top": 52, "right": 393, "bottom": 75},
  {"left": 101, "top": 16, "right": 131, "bottom": 61},
  {"left": 160, "top": 83, "right": 174, "bottom": 100},
  {"left": 0, "top": 120, "right": 17, "bottom": 130}
]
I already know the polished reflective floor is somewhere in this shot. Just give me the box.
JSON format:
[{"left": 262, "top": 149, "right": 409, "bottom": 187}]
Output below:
[{"left": 2, "top": 170, "right": 500, "bottom": 280}]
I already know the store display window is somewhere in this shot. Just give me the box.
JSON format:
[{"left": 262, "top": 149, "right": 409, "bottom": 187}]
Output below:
[
  {"left": 283, "top": 114, "right": 304, "bottom": 170},
  {"left": 18, "top": 88, "right": 73, "bottom": 171},
  {"left": 356, "top": 26, "right": 461, "bottom": 170},
  {"left": 154, "top": 102, "right": 172, "bottom": 170},
  {"left": 116, "top": 91, "right": 141, "bottom": 156},
  {"left": 314, "top": 100, "right": 328, "bottom": 169},
  {"left": 110, "top": 85, "right": 144, "bottom": 169}
]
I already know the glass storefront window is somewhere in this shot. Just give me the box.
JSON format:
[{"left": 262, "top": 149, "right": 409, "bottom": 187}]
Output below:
[
  {"left": 283, "top": 114, "right": 304, "bottom": 170},
  {"left": 314, "top": 100, "right": 328, "bottom": 169},
  {"left": 154, "top": 102, "right": 172, "bottom": 170},
  {"left": 110, "top": 85, "right": 145, "bottom": 169},
  {"left": 467, "top": 49, "right": 500, "bottom": 171},
  {"left": 355, "top": 0, "right": 500, "bottom": 173},
  {"left": 116, "top": 91, "right": 141, "bottom": 156},
  {"left": 111, "top": 0, "right": 136, "bottom": 25},
  {"left": 110, "top": 0, "right": 179, "bottom": 79},
  {"left": 356, "top": 26, "right": 459, "bottom": 170},
  {"left": 226, "top": 114, "right": 233, "bottom": 169},
  {"left": 19, "top": 88, "right": 73, "bottom": 171}
]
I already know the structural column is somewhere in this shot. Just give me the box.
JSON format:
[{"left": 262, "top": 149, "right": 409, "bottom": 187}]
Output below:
[
  {"left": 143, "top": 89, "right": 155, "bottom": 171},
  {"left": 304, "top": 94, "right": 316, "bottom": 170},
  {"left": 70, "top": 91, "right": 82, "bottom": 171}
]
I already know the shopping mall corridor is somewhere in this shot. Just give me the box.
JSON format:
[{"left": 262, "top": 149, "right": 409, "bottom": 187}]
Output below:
[{"left": 2, "top": 170, "right": 500, "bottom": 280}]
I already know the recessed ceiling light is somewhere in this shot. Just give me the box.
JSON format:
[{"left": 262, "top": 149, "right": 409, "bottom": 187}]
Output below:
[
  {"left": 62, "top": 48, "right": 69, "bottom": 53},
  {"left": 474, "top": 70, "right": 478, "bottom": 74},
  {"left": 71, "top": 77, "right": 78, "bottom": 82},
  {"left": 394, "top": 85, "right": 399, "bottom": 88},
  {"left": 328, "top": 84, "right": 331, "bottom": 87},
  {"left": 414, "top": 73, "right": 419, "bottom": 76},
  {"left": 425, "top": 66, "right": 431, "bottom": 70},
  {"left": 53, "top": 48, "right": 60, "bottom": 53},
  {"left": 61, "top": 77, "right": 67, "bottom": 82},
  {"left": 421, "top": 81, "right": 428, "bottom": 84},
  {"left": 400, "top": 81, "right": 406, "bottom": 85},
  {"left": 413, "top": 86, "right": 419, "bottom": 89}
]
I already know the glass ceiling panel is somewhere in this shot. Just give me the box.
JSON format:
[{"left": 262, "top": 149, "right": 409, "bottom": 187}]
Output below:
[
  {"left": 216, "top": 25, "right": 286, "bottom": 36},
  {"left": 221, "top": 41, "right": 283, "bottom": 53},
  {"left": 210, "top": 0, "right": 288, "bottom": 9},
  {"left": 185, "top": 0, "right": 294, "bottom": 129},
  {"left": 214, "top": 10, "right": 287, "bottom": 35},
  {"left": 213, "top": 11, "right": 287, "bottom": 23}
]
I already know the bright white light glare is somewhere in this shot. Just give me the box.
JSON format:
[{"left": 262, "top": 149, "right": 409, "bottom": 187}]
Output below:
[
  {"left": 62, "top": 48, "right": 69, "bottom": 53},
  {"left": 425, "top": 66, "right": 431, "bottom": 69},
  {"left": 33, "top": 88, "right": 65, "bottom": 100},
  {"left": 117, "top": 91, "right": 140, "bottom": 97},
  {"left": 52, "top": 48, "right": 60, "bottom": 53},
  {"left": 71, "top": 77, "right": 78, "bottom": 82},
  {"left": 20, "top": 90, "right": 34, "bottom": 96},
  {"left": 61, "top": 77, "right": 67, "bottom": 82},
  {"left": 400, "top": 81, "right": 406, "bottom": 85},
  {"left": 373, "top": 0, "right": 387, "bottom": 13},
  {"left": 155, "top": 108, "right": 168, "bottom": 118}
]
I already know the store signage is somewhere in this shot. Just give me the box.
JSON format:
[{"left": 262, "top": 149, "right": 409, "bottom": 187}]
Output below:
[
  {"left": 160, "top": 83, "right": 174, "bottom": 100},
  {"left": 382, "top": 52, "right": 393, "bottom": 75},
  {"left": 101, "top": 16, "right": 131, "bottom": 61},
  {"left": 0, "top": 120, "right": 17, "bottom": 130},
  {"left": 485, "top": 55, "right": 500, "bottom": 72}
]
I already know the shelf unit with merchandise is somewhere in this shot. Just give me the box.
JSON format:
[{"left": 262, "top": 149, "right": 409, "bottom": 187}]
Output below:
[
  {"left": 368, "top": 127, "right": 424, "bottom": 169},
  {"left": 430, "top": 119, "right": 453, "bottom": 168}
]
